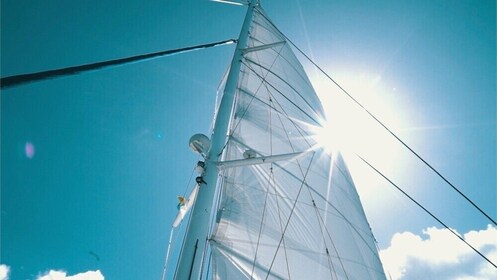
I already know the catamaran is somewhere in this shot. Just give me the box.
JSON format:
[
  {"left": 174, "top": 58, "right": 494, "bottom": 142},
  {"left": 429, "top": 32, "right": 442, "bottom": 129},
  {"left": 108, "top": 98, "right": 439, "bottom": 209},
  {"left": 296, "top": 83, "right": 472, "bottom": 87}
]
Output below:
[{"left": 169, "top": 1, "right": 387, "bottom": 279}]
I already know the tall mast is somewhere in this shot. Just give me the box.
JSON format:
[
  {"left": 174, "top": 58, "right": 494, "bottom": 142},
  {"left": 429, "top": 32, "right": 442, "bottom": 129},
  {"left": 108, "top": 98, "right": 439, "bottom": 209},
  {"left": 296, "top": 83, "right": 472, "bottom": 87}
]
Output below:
[{"left": 174, "top": 1, "right": 258, "bottom": 279}]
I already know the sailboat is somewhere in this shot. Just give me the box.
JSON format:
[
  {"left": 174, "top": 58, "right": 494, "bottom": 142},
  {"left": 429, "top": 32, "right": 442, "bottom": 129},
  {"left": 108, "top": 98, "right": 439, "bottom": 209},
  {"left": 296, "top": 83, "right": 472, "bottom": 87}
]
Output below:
[{"left": 171, "top": 1, "right": 386, "bottom": 279}]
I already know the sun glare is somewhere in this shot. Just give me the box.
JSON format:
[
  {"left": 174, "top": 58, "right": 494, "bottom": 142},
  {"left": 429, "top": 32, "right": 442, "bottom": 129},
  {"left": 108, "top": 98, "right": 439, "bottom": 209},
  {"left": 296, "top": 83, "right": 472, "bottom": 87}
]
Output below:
[
  {"left": 310, "top": 70, "right": 407, "bottom": 205},
  {"left": 311, "top": 71, "right": 404, "bottom": 160}
]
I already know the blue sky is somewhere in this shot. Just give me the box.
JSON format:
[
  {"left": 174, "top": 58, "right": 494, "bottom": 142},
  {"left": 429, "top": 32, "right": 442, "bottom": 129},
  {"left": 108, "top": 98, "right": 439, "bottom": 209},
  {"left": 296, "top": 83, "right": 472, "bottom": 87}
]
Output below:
[{"left": 1, "top": 0, "right": 495, "bottom": 279}]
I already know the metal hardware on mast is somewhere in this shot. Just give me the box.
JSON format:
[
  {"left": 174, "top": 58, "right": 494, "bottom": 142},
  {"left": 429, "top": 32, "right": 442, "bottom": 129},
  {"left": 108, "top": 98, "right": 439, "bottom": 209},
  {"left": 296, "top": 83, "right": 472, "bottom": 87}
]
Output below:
[{"left": 174, "top": 1, "right": 258, "bottom": 279}]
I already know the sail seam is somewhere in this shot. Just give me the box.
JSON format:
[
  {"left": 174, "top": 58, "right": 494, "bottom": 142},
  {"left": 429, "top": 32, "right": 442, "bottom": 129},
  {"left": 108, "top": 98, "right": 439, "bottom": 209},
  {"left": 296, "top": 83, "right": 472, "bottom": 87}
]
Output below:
[
  {"left": 268, "top": 87, "right": 314, "bottom": 150},
  {"left": 272, "top": 159, "right": 386, "bottom": 265},
  {"left": 227, "top": 37, "right": 285, "bottom": 141},
  {"left": 247, "top": 39, "right": 290, "bottom": 278},
  {"left": 236, "top": 87, "right": 316, "bottom": 148},
  {"left": 264, "top": 153, "right": 316, "bottom": 280},
  {"left": 266, "top": 89, "right": 342, "bottom": 278},
  {"left": 216, "top": 138, "right": 386, "bottom": 276},
  {"left": 267, "top": 87, "right": 292, "bottom": 279},
  {"left": 310, "top": 193, "right": 351, "bottom": 280},
  {"left": 252, "top": 7, "right": 323, "bottom": 115},
  {"left": 241, "top": 61, "right": 320, "bottom": 127},
  {"left": 249, "top": 169, "right": 271, "bottom": 279},
  {"left": 244, "top": 57, "right": 320, "bottom": 123},
  {"left": 311, "top": 197, "right": 340, "bottom": 279}
]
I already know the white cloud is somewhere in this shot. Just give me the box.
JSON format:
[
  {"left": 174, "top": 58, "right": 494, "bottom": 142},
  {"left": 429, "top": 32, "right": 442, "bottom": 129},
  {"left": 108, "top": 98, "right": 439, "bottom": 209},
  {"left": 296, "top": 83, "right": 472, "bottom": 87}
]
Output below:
[
  {"left": 380, "top": 225, "right": 497, "bottom": 280},
  {"left": 37, "top": 270, "right": 104, "bottom": 280},
  {"left": 0, "top": 264, "right": 9, "bottom": 280}
]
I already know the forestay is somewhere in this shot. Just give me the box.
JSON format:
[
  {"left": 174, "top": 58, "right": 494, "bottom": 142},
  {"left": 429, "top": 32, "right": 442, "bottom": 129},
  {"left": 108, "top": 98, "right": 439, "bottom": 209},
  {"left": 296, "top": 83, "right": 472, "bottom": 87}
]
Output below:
[{"left": 208, "top": 5, "right": 386, "bottom": 280}]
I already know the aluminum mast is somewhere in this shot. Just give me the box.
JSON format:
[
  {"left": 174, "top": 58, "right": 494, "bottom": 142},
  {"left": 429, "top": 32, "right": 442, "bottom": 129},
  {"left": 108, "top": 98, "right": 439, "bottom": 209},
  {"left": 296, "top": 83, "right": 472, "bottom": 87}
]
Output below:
[{"left": 174, "top": 1, "right": 258, "bottom": 279}]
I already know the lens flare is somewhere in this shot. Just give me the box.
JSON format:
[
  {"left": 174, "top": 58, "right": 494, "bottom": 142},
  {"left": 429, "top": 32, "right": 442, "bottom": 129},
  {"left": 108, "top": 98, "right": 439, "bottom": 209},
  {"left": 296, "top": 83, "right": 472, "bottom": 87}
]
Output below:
[{"left": 25, "top": 142, "right": 35, "bottom": 159}]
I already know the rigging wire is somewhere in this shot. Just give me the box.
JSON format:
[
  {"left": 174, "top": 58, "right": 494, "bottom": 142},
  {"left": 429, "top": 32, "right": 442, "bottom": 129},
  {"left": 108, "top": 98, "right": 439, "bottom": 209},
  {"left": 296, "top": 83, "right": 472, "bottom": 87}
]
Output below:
[
  {"left": 244, "top": 43, "right": 387, "bottom": 276},
  {"left": 249, "top": 165, "right": 272, "bottom": 279},
  {"left": 266, "top": 78, "right": 292, "bottom": 278},
  {"left": 250, "top": 48, "right": 380, "bottom": 276},
  {"left": 252, "top": 7, "right": 496, "bottom": 275},
  {"left": 252, "top": 44, "right": 339, "bottom": 277},
  {"left": 264, "top": 58, "right": 292, "bottom": 280},
  {"left": 264, "top": 153, "right": 316, "bottom": 280},
  {"left": 1, "top": 39, "right": 237, "bottom": 89},
  {"left": 270, "top": 167, "right": 293, "bottom": 279},
  {"left": 215, "top": 39, "right": 286, "bottom": 157},
  {"left": 184, "top": 165, "right": 197, "bottom": 197},
  {"left": 292, "top": 40, "right": 497, "bottom": 227},
  {"left": 244, "top": 42, "right": 289, "bottom": 278},
  {"left": 256, "top": 10, "right": 497, "bottom": 228},
  {"left": 161, "top": 164, "right": 199, "bottom": 280},
  {"left": 258, "top": 54, "right": 385, "bottom": 275},
  {"left": 249, "top": 11, "right": 493, "bottom": 275},
  {"left": 161, "top": 227, "right": 176, "bottom": 280},
  {"left": 310, "top": 196, "right": 342, "bottom": 280},
  {"left": 249, "top": 75, "right": 275, "bottom": 279},
  {"left": 358, "top": 155, "right": 497, "bottom": 270},
  {"left": 267, "top": 84, "right": 343, "bottom": 279}
]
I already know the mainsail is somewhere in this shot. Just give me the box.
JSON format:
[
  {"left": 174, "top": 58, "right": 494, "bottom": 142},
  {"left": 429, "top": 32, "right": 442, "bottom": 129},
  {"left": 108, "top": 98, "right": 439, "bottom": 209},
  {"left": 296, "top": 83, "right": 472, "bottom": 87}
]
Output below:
[{"left": 175, "top": 1, "right": 386, "bottom": 279}]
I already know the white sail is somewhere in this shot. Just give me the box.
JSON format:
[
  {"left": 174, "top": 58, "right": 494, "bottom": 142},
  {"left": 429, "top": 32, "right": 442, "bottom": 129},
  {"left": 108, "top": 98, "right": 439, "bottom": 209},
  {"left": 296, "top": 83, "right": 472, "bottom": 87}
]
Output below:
[{"left": 206, "top": 4, "right": 387, "bottom": 280}]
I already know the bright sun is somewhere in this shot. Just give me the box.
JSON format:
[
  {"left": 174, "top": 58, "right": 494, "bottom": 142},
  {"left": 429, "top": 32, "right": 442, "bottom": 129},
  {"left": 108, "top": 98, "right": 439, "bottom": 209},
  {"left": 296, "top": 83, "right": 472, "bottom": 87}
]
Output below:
[
  {"left": 311, "top": 71, "right": 404, "bottom": 160},
  {"left": 310, "top": 70, "right": 408, "bottom": 203}
]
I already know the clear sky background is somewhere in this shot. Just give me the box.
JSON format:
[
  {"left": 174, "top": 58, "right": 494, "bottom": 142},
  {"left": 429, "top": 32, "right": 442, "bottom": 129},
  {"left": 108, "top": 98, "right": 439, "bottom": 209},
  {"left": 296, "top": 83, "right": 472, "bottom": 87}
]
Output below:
[{"left": 1, "top": 0, "right": 495, "bottom": 279}]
